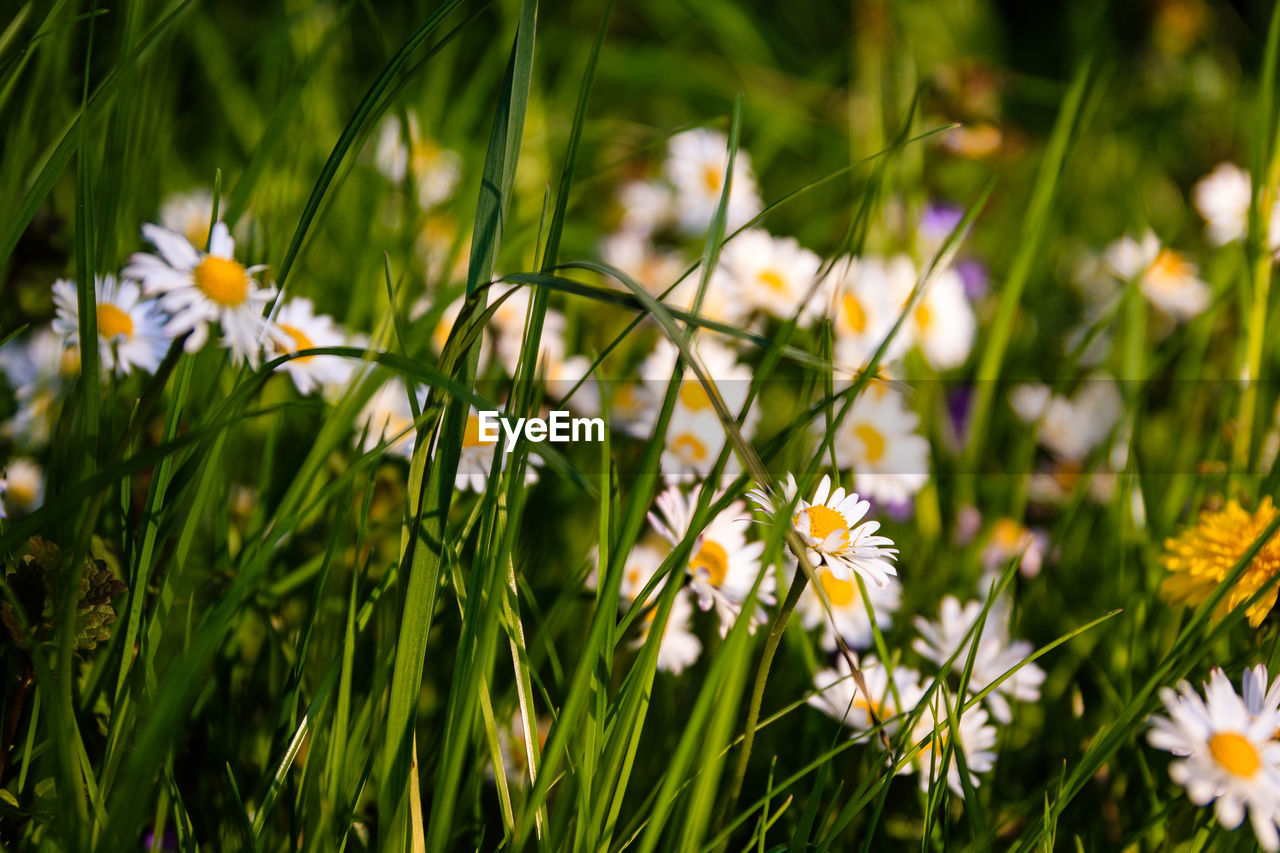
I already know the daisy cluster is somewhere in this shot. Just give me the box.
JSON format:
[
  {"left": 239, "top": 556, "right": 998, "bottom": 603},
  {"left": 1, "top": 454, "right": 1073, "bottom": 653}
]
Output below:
[
  {"left": 0, "top": 193, "right": 365, "bottom": 521},
  {"left": 604, "top": 469, "right": 1044, "bottom": 801},
  {"left": 0, "top": 117, "right": 469, "bottom": 521}
]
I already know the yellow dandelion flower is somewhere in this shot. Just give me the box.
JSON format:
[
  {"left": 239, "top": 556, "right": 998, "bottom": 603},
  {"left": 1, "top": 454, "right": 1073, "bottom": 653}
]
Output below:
[{"left": 1161, "top": 498, "right": 1280, "bottom": 626}]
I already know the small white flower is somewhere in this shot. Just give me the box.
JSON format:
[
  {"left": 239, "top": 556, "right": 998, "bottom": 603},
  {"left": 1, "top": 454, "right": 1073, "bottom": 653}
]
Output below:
[
  {"left": 451, "top": 406, "right": 540, "bottom": 493},
  {"left": 629, "top": 338, "right": 759, "bottom": 478},
  {"left": 747, "top": 473, "right": 898, "bottom": 588},
  {"left": 615, "top": 179, "right": 675, "bottom": 235},
  {"left": 649, "top": 485, "right": 772, "bottom": 635},
  {"left": 0, "top": 457, "right": 43, "bottom": 518},
  {"left": 600, "top": 230, "right": 687, "bottom": 297},
  {"left": 720, "top": 229, "right": 823, "bottom": 323},
  {"left": 831, "top": 382, "right": 930, "bottom": 505},
  {"left": 1105, "top": 230, "right": 1210, "bottom": 321},
  {"left": 823, "top": 255, "right": 900, "bottom": 371},
  {"left": 667, "top": 266, "right": 750, "bottom": 329},
  {"left": 51, "top": 275, "right": 170, "bottom": 376},
  {"left": 159, "top": 188, "right": 217, "bottom": 249},
  {"left": 541, "top": 338, "right": 601, "bottom": 417},
  {"left": 1193, "top": 162, "right": 1280, "bottom": 249},
  {"left": 355, "top": 377, "right": 425, "bottom": 460},
  {"left": 981, "top": 517, "right": 1049, "bottom": 578},
  {"left": 664, "top": 128, "right": 763, "bottom": 235},
  {"left": 267, "top": 298, "right": 353, "bottom": 395},
  {"left": 0, "top": 328, "right": 78, "bottom": 447},
  {"left": 907, "top": 267, "right": 975, "bottom": 370},
  {"left": 1010, "top": 376, "right": 1122, "bottom": 464},
  {"left": 372, "top": 110, "right": 462, "bottom": 209},
  {"left": 796, "top": 563, "right": 901, "bottom": 651},
  {"left": 615, "top": 542, "right": 703, "bottom": 674},
  {"left": 904, "top": 694, "right": 998, "bottom": 798},
  {"left": 123, "top": 222, "right": 274, "bottom": 366},
  {"left": 808, "top": 653, "right": 924, "bottom": 737},
  {"left": 1148, "top": 666, "right": 1280, "bottom": 850},
  {"left": 486, "top": 282, "right": 569, "bottom": 378},
  {"left": 912, "top": 595, "right": 1045, "bottom": 725}
]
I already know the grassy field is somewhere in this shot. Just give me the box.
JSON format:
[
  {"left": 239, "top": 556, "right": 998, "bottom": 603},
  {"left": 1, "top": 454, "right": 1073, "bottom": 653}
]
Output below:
[{"left": 3, "top": 0, "right": 1280, "bottom": 850}]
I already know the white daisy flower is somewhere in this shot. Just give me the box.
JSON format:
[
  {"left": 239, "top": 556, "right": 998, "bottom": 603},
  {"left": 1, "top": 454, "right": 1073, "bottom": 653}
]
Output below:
[
  {"left": 720, "top": 229, "right": 823, "bottom": 323},
  {"left": 372, "top": 110, "right": 462, "bottom": 209},
  {"left": 627, "top": 338, "right": 759, "bottom": 478},
  {"left": 541, "top": 338, "right": 601, "bottom": 417},
  {"left": 0, "top": 328, "right": 78, "bottom": 447},
  {"left": 906, "top": 267, "right": 975, "bottom": 370},
  {"left": 747, "top": 473, "right": 898, "bottom": 588},
  {"left": 600, "top": 230, "right": 687, "bottom": 297},
  {"left": 51, "top": 275, "right": 170, "bottom": 376},
  {"left": 905, "top": 695, "right": 998, "bottom": 798},
  {"left": 0, "top": 457, "right": 44, "bottom": 518},
  {"left": 1148, "top": 666, "right": 1280, "bottom": 850},
  {"left": 668, "top": 266, "right": 750, "bottom": 329},
  {"left": 649, "top": 485, "right": 773, "bottom": 635},
  {"left": 266, "top": 298, "right": 352, "bottom": 395},
  {"left": 355, "top": 377, "right": 425, "bottom": 460},
  {"left": 1008, "top": 376, "right": 1122, "bottom": 464},
  {"left": 912, "top": 595, "right": 1046, "bottom": 725},
  {"left": 831, "top": 382, "right": 930, "bottom": 505},
  {"left": 123, "top": 222, "right": 274, "bottom": 366},
  {"left": 615, "top": 179, "right": 675, "bottom": 235},
  {"left": 640, "top": 337, "right": 755, "bottom": 423},
  {"left": 823, "top": 255, "right": 899, "bottom": 371},
  {"left": 808, "top": 653, "right": 925, "bottom": 738},
  {"left": 486, "top": 283, "right": 569, "bottom": 378},
  {"left": 796, "top": 563, "right": 901, "bottom": 651},
  {"left": 1193, "top": 162, "right": 1280, "bottom": 249},
  {"left": 1105, "top": 230, "right": 1210, "bottom": 320},
  {"left": 159, "top": 188, "right": 217, "bottom": 250},
  {"left": 615, "top": 542, "right": 703, "bottom": 674},
  {"left": 981, "top": 517, "right": 1049, "bottom": 579},
  {"left": 451, "top": 406, "right": 540, "bottom": 493},
  {"left": 664, "top": 128, "right": 763, "bottom": 235}
]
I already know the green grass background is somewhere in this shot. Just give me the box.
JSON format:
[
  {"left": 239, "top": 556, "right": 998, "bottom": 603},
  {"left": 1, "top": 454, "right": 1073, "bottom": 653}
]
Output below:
[{"left": 2, "top": 0, "right": 1280, "bottom": 850}]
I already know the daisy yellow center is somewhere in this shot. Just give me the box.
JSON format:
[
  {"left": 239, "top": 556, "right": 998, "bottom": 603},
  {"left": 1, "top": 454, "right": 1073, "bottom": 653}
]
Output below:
[
  {"left": 842, "top": 294, "right": 867, "bottom": 334},
  {"left": 625, "top": 566, "right": 644, "bottom": 590},
  {"left": 818, "top": 569, "right": 857, "bottom": 606},
  {"left": 702, "top": 165, "right": 722, "bottom": 193},
  {"left": 412, "top": 140, "right": 443, "bottom": 172},
  {"left": 462, "top": 414, "right": 490, "bottom": 448},
  {"left": 194, "top": 256, "right": 250, "bottom": 306},
  {"left": 1208, "top": 732, "right": 1261, "bottom": 778},
  {"left": 1149, "top": 249, "right": 1190, "bottom": 288},
  {"left": 1161, "top": 497, "right": 1280, "bottom": 626},
  {"left": 799, "top": 505, "right": 850, "bottom": 549},
  {"left": 277, "top": 324, "right": 314, "bottom": 361},
  {"left": 671, "top": 433, "right": 709, "bottom": 463},
  {"left": 914, "top": 301, "right": 932, "bottom": 332},
  {"left": 679, "top": 381, "right": 713, "bottom": 411},
  {"left": 96, "top": 304, "right": 134, "bottom": 340},
  {"left": 855, "top": 423, "right": 886, "bottom": 464},
  {"left": 8, "top": 478, "right": 38, "bottom": 507},
  {"left": 757, "top": 268, "right": 788, "bottom": 293},
  {"left": 691, "top": 539, "right": 729, "bottom": 587},
  {"left": 991, "top": 518, "right": 1024, "bottom": 549}
]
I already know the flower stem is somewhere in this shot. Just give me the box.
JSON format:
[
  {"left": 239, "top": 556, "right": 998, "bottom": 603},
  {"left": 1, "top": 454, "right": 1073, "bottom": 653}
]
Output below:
[{"left": 722, "top": 568, "right": 807, "bottom": 828}]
